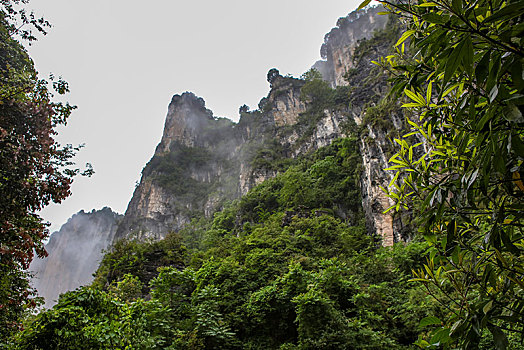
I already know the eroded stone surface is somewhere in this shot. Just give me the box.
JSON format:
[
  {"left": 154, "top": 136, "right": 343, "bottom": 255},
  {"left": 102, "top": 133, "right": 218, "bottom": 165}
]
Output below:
[
  {"left": 116, "top": 8, "right": 404, "bottom": 247},
  {"left": 30, "top": 208, "right": 122, "bottom": 308}
]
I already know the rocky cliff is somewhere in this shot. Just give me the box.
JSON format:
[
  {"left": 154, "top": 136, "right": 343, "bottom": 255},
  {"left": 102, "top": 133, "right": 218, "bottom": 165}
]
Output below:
[
  {"left": 29, "top": 207, "right": 121, "bottom": 307},
  {"left": 314, "top": 9, "right": 406, "bottom": 245},
  {"left": 114, "top": 93, "right": 241, "bottom": 241},
  {"left": 115, "top": 72, "right": 350, "bottom": 241},
  {"left": 28, "top": 7, "right": 411, "bottom": 313},
  {"left": 313, "top": 6, "right": 388, "bottom": 87},
  {"left": 115, "top": 8, "right": 407, "bottom": 245}
]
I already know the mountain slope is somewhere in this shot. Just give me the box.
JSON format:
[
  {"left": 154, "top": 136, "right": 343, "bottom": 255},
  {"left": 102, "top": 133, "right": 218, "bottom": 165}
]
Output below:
[{"left": 29, "top": 208, "right": 121, "bottom": 308}]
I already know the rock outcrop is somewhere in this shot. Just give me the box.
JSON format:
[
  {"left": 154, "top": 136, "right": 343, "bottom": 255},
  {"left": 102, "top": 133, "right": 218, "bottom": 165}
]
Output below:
[
  {"left": 313, "top": 6, "right": 388, "bottom": 87},
  {"left": 27, "top": 7, "right": 412, "bottom": 312},
  {"left": 115, "top": 8, "right": 407, "bottom": 246},
  {"left": 115, "top": 92, "right": 242, "bottom": 241},
  {"left": 265, "top": 74, "right": 307, "bottom": 127},
  {"left": 115, "top": 75, "right": 349, "bottom": 241},
  {"left": 314, "top": 8, "right": 406, "bottom": 245},
  {"left": 29, "top": 207, "right": 121, "bottom": 308}
]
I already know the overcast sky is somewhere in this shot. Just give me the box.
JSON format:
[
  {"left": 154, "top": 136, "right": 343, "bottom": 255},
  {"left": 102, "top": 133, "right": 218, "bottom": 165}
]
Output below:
[{"left": 26, "top": 0, "right": 362, "bottom": 232}]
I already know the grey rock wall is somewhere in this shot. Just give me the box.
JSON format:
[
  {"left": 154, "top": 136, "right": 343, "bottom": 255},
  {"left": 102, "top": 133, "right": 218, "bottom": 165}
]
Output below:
[
  {"left": 115, "top": 8, "right": 407, "bottom": 246},
  {"left": 29, "top": 207, "right": 121, "bottom": 308}
]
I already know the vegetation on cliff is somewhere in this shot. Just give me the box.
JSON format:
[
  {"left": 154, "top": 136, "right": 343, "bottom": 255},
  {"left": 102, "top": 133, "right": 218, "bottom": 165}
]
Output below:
[{"left": 13, "top": 137, "right": 441, "bottom": 349}]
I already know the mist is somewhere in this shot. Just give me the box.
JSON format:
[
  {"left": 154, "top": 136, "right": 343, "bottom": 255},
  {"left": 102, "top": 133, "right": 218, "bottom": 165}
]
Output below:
[{"left": 29, "top": 208, "right": 122, "bottom": 308}]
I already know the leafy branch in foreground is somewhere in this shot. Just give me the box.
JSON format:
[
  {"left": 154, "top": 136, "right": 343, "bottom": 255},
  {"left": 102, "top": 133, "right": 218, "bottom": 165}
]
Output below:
[
  {"left": 361, "top": 0, "right": 524, "bottom": 348},
  {"left": 1, "top": 0, "right": 92, "bottom": 340}
]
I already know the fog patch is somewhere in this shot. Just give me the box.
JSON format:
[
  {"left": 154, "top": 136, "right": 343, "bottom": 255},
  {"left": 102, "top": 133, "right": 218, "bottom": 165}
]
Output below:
[{"left": 29, "top": 207, "right": 122, "bottom": 308}]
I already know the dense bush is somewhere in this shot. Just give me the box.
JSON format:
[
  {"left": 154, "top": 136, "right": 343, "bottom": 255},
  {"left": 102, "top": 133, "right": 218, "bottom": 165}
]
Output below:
[{"left": 92, "top": 232, "right": 186, "bottom": 296}]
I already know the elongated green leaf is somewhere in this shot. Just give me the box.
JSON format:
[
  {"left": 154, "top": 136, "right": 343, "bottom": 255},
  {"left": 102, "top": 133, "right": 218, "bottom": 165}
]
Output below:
[
  {"left": 442, "top": 83, "right": 460, "bottom": 97},
  {"left": 396, "top": 29, "right": 416, "bottom": 47},
  {"left": 451, "top": 0, "right": 463, "bottom": 13},
  {"left": 426, "top": 82, "right": 433, "bottom": 103},
  {"left": 443, "top": 39, "right": 466, "bottom": 88},
  {"left": 357, "top": 0, "right": 371, "bottom": 11},
  {"left": 463, "top": 36, "right": 474, "bottom": 76},
  {"left": 489, "top": 84, "right": 499, "bottom": 103},
  {"left": 405, "top": 89, "right": 426, "bottom": 105},
  {"left": 488, "top": 325, "right": 509, "bottom": 350},
  {"left": 475, "top": 51, "right": 490, "bottom": 85},
  {"left": 483, "top": 300, "right": 493, "bottom": 314},
  {"left": 402, "top": 102, "right": 422, "bottom": 108},
  {"left": 418, "top": 1, "right": 438, "bottom": 6},
  {"left": 450, "top": 320, "right": 464, "bottom": 335},
  {"left": 484, "top": 1, "right": 524, "bottom": 23},
  {"left": 422, "top": 13, "right": 447, "bottom": 24}
]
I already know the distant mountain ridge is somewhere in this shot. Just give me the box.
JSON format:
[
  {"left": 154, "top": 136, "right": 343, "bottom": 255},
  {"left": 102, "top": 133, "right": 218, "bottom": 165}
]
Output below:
[{"left": 30, "top": 207, "right": 121, "bottom": 308}]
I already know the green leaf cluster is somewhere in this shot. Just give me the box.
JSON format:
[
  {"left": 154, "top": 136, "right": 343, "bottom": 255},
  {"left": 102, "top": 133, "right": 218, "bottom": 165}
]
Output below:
[{"left": 367, "top": 0, "right": 524, "bottom": 347}]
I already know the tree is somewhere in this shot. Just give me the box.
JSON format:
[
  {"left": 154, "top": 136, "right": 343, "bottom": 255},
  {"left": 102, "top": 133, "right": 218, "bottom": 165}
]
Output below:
[
  {"left": 238, "top": 104, "right": 249, "bottom": 114},
  {"left": 359, "top": 0, "right": 524, "bottom": 347},
  {"left": 300, "top": 68, "right": 334, "bottom": 111},
  {"left": 0, "top": 0, "right": 90, "bottom": 338},
  {"left": 267, "top": 68, "right": 280, "bottom": 85}
]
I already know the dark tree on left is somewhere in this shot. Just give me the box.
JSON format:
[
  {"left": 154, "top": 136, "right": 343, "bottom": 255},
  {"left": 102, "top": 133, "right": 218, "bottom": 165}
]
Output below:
[{"left": 0, "top": 0, "right": 90, "bottom": 338}]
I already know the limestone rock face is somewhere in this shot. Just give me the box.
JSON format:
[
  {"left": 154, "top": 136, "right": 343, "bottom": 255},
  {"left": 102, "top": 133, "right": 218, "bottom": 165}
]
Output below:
[
  {"left": 115, "top": 179, "right": 181, "bottom": 241},
  {"left": 29, "top": 208, "right": 121, "bottom": 308},
  {"left": 115, "top": 73, "right": 352, "bottom": 241},
  {"left": 266, "top": 75, "right": 307, "bottom": 127},
  {"left": 359, "top": 125, "right": 397, "bottom": 246},
  {"left": 157, "top": 94, "right": 216, "bottom": 152},
  {"left": 115, "top": 92, "right": 241, "bottom": 241},
  {"left": 115, "top": 9, "right": 407, "bottom": 246},
  {"left": 312, "top": 7, "right": 407, "bottom": 245},
  {"left": 290, "top": 110, "right": 348, "bottom": 157},
  {"left": 313, "top": 6, "right": 388, "bottom": 87}
]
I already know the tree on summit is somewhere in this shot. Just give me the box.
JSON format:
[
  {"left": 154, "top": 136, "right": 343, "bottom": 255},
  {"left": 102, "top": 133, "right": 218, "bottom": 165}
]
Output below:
[{"left": 267, "top": 68, "right": 280, "bottom": 85}]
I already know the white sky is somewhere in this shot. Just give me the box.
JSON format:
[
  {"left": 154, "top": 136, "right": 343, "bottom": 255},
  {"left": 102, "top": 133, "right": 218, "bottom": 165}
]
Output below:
[{"left": 27, "top": 0, "right": 362, "bottom": 232}]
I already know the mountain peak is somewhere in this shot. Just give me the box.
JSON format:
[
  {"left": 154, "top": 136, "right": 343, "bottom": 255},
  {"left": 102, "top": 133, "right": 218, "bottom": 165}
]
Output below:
[{"left": 158, "top": 92, "right": 216, "bottom": 153}]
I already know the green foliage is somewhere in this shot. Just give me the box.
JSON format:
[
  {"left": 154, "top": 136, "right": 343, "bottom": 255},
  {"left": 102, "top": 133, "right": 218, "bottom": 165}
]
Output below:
[
  {"left": 92, "top": 232, "right": 186, "bottom": 297},
  {"left": 144, "top": 142, "right": 215, "bottom": 197},
  {"left": 300, "top": 68, "right": 323, "bottom": 82},
  {"left": 351, "top": 16, "right": 401, "bottom": 68},
  {"left": 250, "top": 138, "right": 294, "bottom": 172},
  {"left": 368, "top": 0, "right": 524, "bottom": 348},
  {"left": 13, "top": 287, "right": 174, "bottom": 350},
  {"left": 362, "top": 97, "right": 398, "bottom": 132},
  {"left": 267, "top": 68, "right": 280, "bottom": 84},
  {"left": 300, "top": 69, "right": 334, "bottom": 111},
  {"left": 108, "top": 274, "right": 143, "bottom": 302},
  {"left": 238, "top": 137, "right": 363, "bottom": 226},
  {"left": 0, "top": 2, "right": 90, "bottom": 337},
  {"left": 14, "top": 2, "right": 523, "bottom": 347},
  {"left": 13, "top": 133, "right": 443, "bottom": 348}
]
